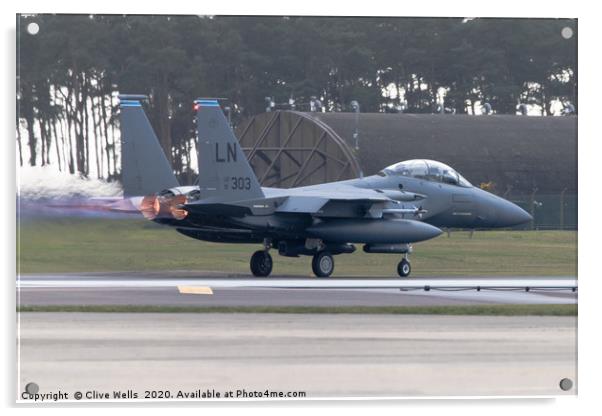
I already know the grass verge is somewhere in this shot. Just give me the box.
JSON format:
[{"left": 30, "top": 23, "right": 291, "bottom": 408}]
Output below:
[
  {"left": 17, "top": 217, "right": 577, "bottom": 276},
  {"left": 17, "top": 304, "right": 577, "bottom": 316}
]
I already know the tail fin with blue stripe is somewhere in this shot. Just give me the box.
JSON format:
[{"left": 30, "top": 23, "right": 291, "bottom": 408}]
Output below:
[{"left": 119, "top": 94, "right": 179, "bottom": 197}]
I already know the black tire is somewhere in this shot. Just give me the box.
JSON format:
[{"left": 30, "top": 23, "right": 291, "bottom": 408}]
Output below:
[
  {"left": 250, "top": 250, "right": 273, "bottom": 277},
  {"left": 397, "top": 258, "right": 411, "bottom": 277},
  {"left": 312, "top": 251, "right": 334, "bottom": 277}
]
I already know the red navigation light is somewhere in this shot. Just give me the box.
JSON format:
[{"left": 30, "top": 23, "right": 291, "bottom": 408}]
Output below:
[{"left": 193, "top": 103, "right": 200, "bottom": 111}]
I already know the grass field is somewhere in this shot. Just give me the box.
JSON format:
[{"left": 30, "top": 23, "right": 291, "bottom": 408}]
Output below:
[
  {"left": 17, "top": 217, "right": 577, "bottom": 276},
  {"left": 17, "top": 304, "right": 577, "bottom": 316}
]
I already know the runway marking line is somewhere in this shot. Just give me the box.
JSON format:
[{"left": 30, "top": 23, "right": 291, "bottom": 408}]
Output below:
[{"left": 177, "top": 286, "right": 214, "bottom": 295}]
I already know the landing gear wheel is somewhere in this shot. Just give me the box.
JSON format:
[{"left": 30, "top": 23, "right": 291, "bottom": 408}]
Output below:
[
  {"left": 312, "top": 252, "right": 334, "bottom": 277},
  {"left": 397, "top": 259, "right": 411, "bottom": 277},
  {"left": 250, "top": 250, "right": 273, "bottom": 277}
]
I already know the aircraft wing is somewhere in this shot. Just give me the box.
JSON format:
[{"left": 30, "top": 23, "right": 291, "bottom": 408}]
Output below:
[
  {"left": 180, "top": 186, "right": 424, "bottom": 220},
  {"left": 274, "top": 186, "right": 416, "bottom": 219}
]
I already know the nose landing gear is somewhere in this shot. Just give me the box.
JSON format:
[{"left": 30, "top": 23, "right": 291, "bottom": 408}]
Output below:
[{"left": 397, "top": 257, "right": 411, "bottom": 277}]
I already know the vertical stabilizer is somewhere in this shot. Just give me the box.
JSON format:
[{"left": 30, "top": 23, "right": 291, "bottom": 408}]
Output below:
[
  {"left": 119, "top": 95, "right": 179, "bottom": 197},
  {"left": 195, "top": 99, "right": 264, "bottom": 202}
]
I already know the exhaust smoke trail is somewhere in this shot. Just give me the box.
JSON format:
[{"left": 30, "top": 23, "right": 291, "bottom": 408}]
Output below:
[
  {"left": 18, "top": 165, "right": 123, "bottom": 199},
  {"left": 17, "top": 166, "right": 139, "bottom": 219}
]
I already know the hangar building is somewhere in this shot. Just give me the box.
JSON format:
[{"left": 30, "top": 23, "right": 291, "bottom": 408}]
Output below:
[{"left": 235, "top": 111, "right": 577, "bottom": 229}]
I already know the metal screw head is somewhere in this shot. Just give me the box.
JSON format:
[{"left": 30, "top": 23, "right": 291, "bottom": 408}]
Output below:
[
  {"left": 561, "top": 27, "right": 573, "bottom": 39},
  {"left": 26, "top": 22, "right": 39, "bottom": 35},
  {"left": 559, "top": 378, "right": 573, "bottom": 391},
  {"left": 25, "top": 382, "right": 39, "bottom": 395}
]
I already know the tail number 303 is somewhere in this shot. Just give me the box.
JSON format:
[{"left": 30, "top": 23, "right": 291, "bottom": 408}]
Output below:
[{"left": 231, "top": 176, "right": 251, "bottom": 190}]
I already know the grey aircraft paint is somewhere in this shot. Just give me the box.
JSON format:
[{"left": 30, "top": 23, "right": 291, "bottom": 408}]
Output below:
[
  {"left": 117, "top": 96, "right": 532, "bottom": 277},
  {"left": 119, "top": 95, "right": 179, "bottom": 197},
  {"left": 195, "top": 99, "right": 264, "bottom": 203}
]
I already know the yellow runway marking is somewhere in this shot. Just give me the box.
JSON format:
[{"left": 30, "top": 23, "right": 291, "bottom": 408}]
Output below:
[{"left": 177, "top": 286, "right": 213, "bottom": 295}]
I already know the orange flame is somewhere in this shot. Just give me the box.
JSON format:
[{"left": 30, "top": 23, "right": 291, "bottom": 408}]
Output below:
[
  {"left": 169, "top": 195, "right": 188, "bottom": 220},
  {"left": 140, "top": 195, "right": 160, "bottom": 220},
  {"left": 139, "top": 194, "right": 188, "bottom": 221}
]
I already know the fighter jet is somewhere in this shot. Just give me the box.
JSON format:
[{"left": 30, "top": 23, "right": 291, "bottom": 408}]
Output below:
[{"left": 117, "top": 95, "right": 532, "bottom": 278}]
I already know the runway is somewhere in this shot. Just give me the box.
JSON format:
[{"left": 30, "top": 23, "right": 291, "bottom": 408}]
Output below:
[
  {"left": 17, "top": 312, "right": 577, "bottom": 399},
  {"left": 17, "top": 272, "right": 577, "bottom": 306}
]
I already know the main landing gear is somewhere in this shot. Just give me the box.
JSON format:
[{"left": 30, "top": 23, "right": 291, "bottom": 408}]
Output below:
[
  {"left": 312, "top": 251, "right": 335, "bottom": 278},
  {"left": 249, "top": 239, "right": 409, "bottom": 278},
  {"left": 250, "top": 250, "right": 273, "bottom": 277},
  {"left": 250, "top": 249, "right": 335, "bottom": 278}
]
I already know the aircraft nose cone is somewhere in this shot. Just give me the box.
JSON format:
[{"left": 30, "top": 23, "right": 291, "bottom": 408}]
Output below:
[{"left": 498, "top": 201, "right": 533, "bottom": 227}]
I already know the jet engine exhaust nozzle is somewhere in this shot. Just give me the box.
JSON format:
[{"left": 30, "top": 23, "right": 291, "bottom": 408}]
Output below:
[{"left": 139, "top": 194, "right": 188, "bottom": 220}]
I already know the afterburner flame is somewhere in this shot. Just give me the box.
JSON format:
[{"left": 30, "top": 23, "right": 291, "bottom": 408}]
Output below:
[
  {"left": 139, "top": 194, "right": 188, "bottom": 221},
  {"left": 140, "top": 195, "right": 160, "bottom": 220},
  {"left": 169, "top": 195, "right": 188, "bottom": 220}
]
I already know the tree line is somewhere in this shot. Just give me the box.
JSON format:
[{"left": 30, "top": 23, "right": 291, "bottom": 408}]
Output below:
[{"left": 16, "top": 15, "right": 577, "bottom": 182}]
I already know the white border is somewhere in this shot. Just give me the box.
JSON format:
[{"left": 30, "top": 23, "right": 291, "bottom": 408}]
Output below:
[{"left": 3, "top": 1, "right": 598, "bottom": 414}]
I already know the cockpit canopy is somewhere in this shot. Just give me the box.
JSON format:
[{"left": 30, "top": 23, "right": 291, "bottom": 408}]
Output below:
[{"left": 381, "top": 159, "right": 472, "bottom": 187}]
